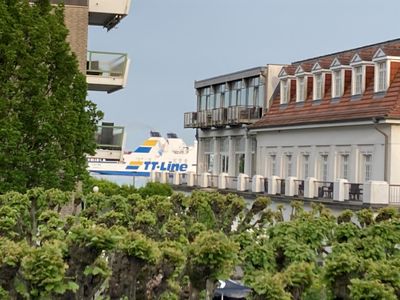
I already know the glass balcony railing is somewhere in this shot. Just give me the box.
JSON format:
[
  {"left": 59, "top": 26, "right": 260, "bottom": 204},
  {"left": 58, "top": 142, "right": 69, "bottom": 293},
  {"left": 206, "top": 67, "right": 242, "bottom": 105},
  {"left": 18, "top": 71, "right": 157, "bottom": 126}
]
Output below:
[
  {"left": 95, "top": 124, "right": 125, "bottom": 150},
  {"left": 87, "top": 51, "right": 128, "bottom": 77},
  {"left": 86, "top": 51, "right": 130, "bottom": 93}
]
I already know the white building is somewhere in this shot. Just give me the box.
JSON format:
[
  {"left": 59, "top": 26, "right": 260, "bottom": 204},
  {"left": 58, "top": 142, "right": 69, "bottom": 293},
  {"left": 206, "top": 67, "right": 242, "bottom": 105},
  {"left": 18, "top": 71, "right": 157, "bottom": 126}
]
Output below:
[{"left": 250, "top": 39, "right": 400, "bottom": 200}]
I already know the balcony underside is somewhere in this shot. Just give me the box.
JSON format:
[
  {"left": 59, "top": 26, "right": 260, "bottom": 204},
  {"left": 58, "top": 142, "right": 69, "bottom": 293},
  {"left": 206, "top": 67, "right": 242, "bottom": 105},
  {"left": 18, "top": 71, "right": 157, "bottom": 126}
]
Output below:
[
  {"left": 87, "top": 76, "right": 125, "bottom": 93},
  {"left": 89, "top": 12, "right": 125, "bottom": 30},
  {"left": 88, "top": 0, "right": 131, "bottom": 30}
]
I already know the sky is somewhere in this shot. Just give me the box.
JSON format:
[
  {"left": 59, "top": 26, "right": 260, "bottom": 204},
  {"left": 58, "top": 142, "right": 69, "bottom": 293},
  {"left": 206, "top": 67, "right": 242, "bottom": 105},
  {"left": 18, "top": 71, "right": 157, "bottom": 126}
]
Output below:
[{"left": 88, "top": 0, "right": 400, "bottom": 150}]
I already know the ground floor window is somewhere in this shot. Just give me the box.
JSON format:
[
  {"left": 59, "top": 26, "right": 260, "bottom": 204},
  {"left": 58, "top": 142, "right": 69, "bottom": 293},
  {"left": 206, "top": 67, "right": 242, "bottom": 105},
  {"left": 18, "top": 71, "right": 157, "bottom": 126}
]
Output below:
[
  {"left": 268, "top": 154, "right": 277, "bottom": 177},
  {"left": 235, "top": 153, "right": 245, "bottom": 175},
  {"left": 319, "top": 154, "right": 328, "bottom": 181},
  {"left": 362, "top": 154, "right": 372, "bottom": 182},
  {"left": 285, "top": 154, "right": 293, "bottom": 177},
  {"left": 339, "top": 154, "right": 349, "bottom": 180},
  {"left": 302, "top": 154, "right": 309, "bottom": 179},
  {"left": 220, "top": 154, "right": 229, "bottom": 173},
  {"left": 204, "top": 153, "right": 214, "bottom": 173}
]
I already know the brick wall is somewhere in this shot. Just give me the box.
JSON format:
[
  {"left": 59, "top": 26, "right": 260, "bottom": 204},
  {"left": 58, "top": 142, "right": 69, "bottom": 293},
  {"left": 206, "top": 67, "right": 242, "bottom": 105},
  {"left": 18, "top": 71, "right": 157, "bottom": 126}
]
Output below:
[{"left": 64, "top": 5, "right": 88, "bottom": 73}]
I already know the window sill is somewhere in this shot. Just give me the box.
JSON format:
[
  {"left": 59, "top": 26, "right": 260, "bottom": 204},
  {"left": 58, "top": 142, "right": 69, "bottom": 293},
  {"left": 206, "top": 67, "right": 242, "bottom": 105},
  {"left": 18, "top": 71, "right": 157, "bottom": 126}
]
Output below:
[
  {"left": 295, "top": 101, "right": 304, "bottom": 108},
  {"left": 373, "top": 91, "right": 386, "bottom": 99},
  {"left": 330, "top": 97, "right": 341, "bottom": 104},
  {"left": 351, "top": 94, "right": 362, "bottom": 101},
  {"left": 312, "top": 99, "right": 322, "bottom": 106},
  {"left": 279, "top": 103, "right": 288, "bottom": 110}
]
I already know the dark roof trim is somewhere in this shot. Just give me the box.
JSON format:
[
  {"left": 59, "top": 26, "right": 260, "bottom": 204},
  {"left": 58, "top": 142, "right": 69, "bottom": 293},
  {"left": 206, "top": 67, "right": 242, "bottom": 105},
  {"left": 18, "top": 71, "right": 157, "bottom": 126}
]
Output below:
[
  {"left": 293, "top": 38, "right": 400, "bottom": 65},
  {"left": 195, "top": 66, "right": 267, "bottom": 89},
  {"left": 249, "top": 116, "right": 389, "bottom": 130}
]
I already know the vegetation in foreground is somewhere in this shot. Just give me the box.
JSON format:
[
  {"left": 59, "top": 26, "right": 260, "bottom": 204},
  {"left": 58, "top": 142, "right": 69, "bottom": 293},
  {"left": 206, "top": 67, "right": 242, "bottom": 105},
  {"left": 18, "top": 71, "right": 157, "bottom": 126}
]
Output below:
[
  {"left": 0, "top": 0, "right": 102, "bottom": 194},
  {"left": 0, "top": 180, "right": 400, "bottom": 300}
]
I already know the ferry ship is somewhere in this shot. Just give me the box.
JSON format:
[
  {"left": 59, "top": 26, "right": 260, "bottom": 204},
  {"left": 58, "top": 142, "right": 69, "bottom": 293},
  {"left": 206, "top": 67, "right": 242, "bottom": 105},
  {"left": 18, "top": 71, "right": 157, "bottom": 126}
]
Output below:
[{"left": 87, "top": 123, "right": 197, "bottom": 177}]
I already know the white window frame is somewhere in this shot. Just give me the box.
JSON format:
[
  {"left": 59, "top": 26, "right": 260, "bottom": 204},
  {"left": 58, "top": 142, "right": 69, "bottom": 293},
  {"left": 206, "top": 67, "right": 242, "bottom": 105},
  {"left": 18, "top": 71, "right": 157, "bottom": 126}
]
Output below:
[
  {"left": 374, "top": 60, "right": 389, "bottom": 92},
  {"left": 285, "top": 154, "right": 293, "bottom": 178},
  {"left": 319, "top": 154, "right": 329, "bottom": 182},
  {"left": 220, "top": 154, "right": 229, "bottom": 173},
  {"left": 338, "top": 153, "right": 350, "bottom": 180},
  {"left": 332, "top": 69, "right": 344, "bottom": 98},
  {"left": 296, "top": 76, "right": 306, "bottom": 102},
  {"left": 313, "top": 73, "right": 324, "bottom": 100},
  {"left": 361, "top": 153, "right": 373, "bottom": 182},
  {"left": 268, "top": 154, "right": 277, "bottom": 177},
  {"left": 302, "top": 154, "right": 310, "bottom": 180},
  {"left": 280, "top": 79, "right": 290, "bottom": 104},
  {"left": 352, "top": 65, "right": 365, "bottom": 95}
]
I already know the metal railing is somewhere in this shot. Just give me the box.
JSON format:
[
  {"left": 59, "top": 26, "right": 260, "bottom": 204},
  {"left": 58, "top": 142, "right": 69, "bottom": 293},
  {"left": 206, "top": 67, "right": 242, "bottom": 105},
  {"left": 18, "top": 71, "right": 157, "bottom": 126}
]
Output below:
[
  {"left": 294, "top": 180, "right": 304, "bottom": 197},
  {"left": 245, "top": 177, "right": 252, "bottom": 192},
  {"left": 227, "top": 106, "right": 262, "bottom": 124},
  {"left": 193, "top": 174, "right": 200, "bottom": 187},
  {"left": 179, "top": 173, "right": 187, "bottom": 185},
  {"left": 87, "top": 51, "right": 128, "bottom": 78},
  {"left": 184, "top": 112, "right": 198, "bottom": 128},
  {"left": 167, "top": 173, "right": 174, "bottom": 185},
  {"left": 344, "top": 183, "right": 363, "bottom": 201},
  {"left": 315, "top": 181, "right": 334, "bottom": 199},
  {"left": 211, "top": 108, "right": 228, "bottom": 126},
  {"left": 276, "top": 178, "right": 285, "bottom": 195},
  {"left": 226, "top": 176, "right": 237, "bottom": 190},
  {"left": 197, "top": 111, "right": 212, "bottom": 128},
  {"left": 263, "top": 178, "right": 269, "bottom": 193},
  {"left": 389, "top": 185, "right": 400, "bottom": 203},
  {"left": 210, "top": 175, "right": 219, "bottom": 188}
]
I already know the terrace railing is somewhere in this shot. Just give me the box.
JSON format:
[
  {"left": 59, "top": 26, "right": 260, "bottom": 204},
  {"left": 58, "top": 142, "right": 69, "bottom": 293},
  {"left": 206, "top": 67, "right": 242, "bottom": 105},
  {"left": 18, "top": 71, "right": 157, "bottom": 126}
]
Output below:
[
  {"left": 389, "top": 185, "right": 400, "bottom": 204},
  {"left": 345, "top": 183, "right": 363, "bottom": 201},
  {"left": 315, "top": 181, "right": 334, "bottom": 199},
  {"left": 226, "top": 176, "right": 237, "bottom": 190},
  {"left": 294, "top": 180, "right": 305, "bottom": 197}
]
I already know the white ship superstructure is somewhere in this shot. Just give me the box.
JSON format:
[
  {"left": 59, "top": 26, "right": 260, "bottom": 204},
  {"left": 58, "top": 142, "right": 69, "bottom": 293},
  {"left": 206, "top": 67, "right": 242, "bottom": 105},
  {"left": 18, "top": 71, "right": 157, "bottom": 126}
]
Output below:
[{"left": 88, "top": 124, "right": 197, "bottom": 177}]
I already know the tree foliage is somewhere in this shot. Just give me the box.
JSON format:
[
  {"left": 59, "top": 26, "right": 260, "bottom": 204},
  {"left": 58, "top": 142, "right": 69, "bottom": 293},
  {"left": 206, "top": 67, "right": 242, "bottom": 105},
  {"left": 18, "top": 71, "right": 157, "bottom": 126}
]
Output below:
[
  {"left": 1, "top": 178, "right": 400, "bottom": 300},
  {"left": 0, "top": 0, "right": 102, "bottom": 193}
]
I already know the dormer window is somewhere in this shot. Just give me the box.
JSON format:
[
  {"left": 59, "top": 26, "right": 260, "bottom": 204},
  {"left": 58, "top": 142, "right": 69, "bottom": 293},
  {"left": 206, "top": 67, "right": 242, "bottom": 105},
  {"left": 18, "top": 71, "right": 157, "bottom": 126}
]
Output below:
[
  {"left": 296, "top": 76, "right": 306, "bottom": 102},
  {"left": 377, "top": 61, "right": 387, "bottom": 92},
  {"left": 371, "top": 48, "right": 400, "bottom": 93},
  {"left": 314, "top": 73, "right": 323, "bottom": 100},
  {"left": 353, "top": 66, "right": 363, "bottom": 95},
  {"left": 350, "top": 53, "right": 374, "bottom": 96},
  {"left": 332, "top": 70, "right": 343, "bottom": 98},
  {"left": 280, "top": 79, "right": 290, "bottom": 104},
  {"left": 311, "top": 62, "right": 329, "bottom": 101}
]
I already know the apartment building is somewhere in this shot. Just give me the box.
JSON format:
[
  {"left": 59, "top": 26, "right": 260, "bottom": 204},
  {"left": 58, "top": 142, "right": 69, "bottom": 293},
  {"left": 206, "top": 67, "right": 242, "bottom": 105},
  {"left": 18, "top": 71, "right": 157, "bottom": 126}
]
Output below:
[
  {"left": 250, "top": 38, "right": 400, "bottom": 195},
  {"left": 54, "top": 0, "right": 131, "bottom": 93},
  {"left": 51, "top": 0, "right": 132, "bottom": 161},
  {"left": 184, "top": 65, "right": 283, "bottom": 177}
]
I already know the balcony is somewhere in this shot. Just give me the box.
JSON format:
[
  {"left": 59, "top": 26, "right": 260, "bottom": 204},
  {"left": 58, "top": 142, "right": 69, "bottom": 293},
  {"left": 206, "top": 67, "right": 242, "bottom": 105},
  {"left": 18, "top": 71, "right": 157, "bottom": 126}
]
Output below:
[
  {"left": 86, "top": 51, "right": 130, "bottom": 93},
  {"left": 184, "top": 106, "right": 262, "bottom": 129},
  {"left": 88, "top": 123, "right": 125, "bottom": 162},
  {"left": 198, "top": 111, "right": 212, "bottom": 128},
  {"left": 88, "top": 0, "right": 132, "bottom": 30},
  {"left": 211, "top": 108, "right": 227, "bottom": 127},
  {"left": 227, "top": 106, "right": 262, "bottom": 125},
  {"left": 184, "top": 112, "right": 199, "bottom": 128}
]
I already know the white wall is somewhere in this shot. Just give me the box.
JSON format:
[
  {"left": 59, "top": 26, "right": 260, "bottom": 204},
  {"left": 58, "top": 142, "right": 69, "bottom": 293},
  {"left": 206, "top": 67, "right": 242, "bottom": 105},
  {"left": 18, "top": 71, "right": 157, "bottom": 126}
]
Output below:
[{"left": 254, "top": 124, "right": 386, "bottom": 183}]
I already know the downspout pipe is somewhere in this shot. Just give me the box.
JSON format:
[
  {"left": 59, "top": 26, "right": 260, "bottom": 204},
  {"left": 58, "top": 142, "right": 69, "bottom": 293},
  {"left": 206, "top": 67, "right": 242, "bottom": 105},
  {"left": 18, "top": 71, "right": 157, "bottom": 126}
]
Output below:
[{"left": 373, "top": 117, "right": 388, "bottom": 182}]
